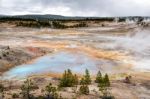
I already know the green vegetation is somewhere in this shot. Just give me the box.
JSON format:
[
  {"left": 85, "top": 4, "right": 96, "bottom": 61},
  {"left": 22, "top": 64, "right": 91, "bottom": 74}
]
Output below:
[
  {"left": 104, "top": 74, "right": 110, "bottom": 87},
  {"left": 80, "top": 69, "right": 91, "bottom": 85},
  {"left": 52, "top": 21, "right": 67, "bottom": 29},
  {"left": 45, "top": 83, "right": 59, "bottom": 99},
  {"left": 59, "top": 69, "right": 79, "bottom": 87},
  {"left": 96, "top": 72, "right": 110, "bottom": 87},
  {"left": 0, "top": 84, "right": 4, "bottom": 98},
  {"left": 0, "top": 84, "right": 4, "bottom": 93},
  {"left": 118, "top": 18, "right": 126, "bottom": 22},
  {"left": 95, "top": 70, "right": 102, "bottom": 83},
  {"left": 97, "top": 73, "right": 113, "bottom": 99},
  {"left": 21, "top": 79, "right": 38, "bottom": 99},
  {"left": 12, "top": 93, "right": 19, "bottom": 98},
  {"left": 79, "top": 85, "right": 89, "bottom": 95},
  {"left": 79, "top": 69, "right": 91, "bottom": 95},
  {"left": 17, "top": 21, "right": 51, "bottom": 28},
  {"left": 0, "top": 15, "right": 115, "bottom": 22},
  {"left": 16, "top": 20, "right": 88, "bottom": 29},
  {"left": 69, "top": 22, "right": 88, "bottom": 28},
  {"left": 0, "top": 69, "right": 114, "bottom": 98}
]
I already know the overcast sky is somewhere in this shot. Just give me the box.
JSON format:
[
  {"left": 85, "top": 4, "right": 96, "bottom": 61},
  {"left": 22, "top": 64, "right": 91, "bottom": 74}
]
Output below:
[{"left": 0, "top": 0, "right": 150, "bottom": 16}]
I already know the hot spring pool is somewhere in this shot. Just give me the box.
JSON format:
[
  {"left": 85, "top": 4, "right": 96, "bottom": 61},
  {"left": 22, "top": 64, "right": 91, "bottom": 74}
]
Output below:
[{"left": 2, "top": 51, "right": 106, "bottom": 79}]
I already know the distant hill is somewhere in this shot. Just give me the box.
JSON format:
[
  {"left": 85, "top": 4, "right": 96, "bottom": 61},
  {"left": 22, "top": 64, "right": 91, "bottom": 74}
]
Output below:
[
  {"left": 0, "top": 14, "right": 114, "bottom": 21},
  {"left": 0, "top": 14, "right": 150, "bottom": 21},
  {"left": 0, "top": 14, "right": 89, "bottom": 21},
  {"left": 0, "top": 15, "right": 8, "bottom": 18}
]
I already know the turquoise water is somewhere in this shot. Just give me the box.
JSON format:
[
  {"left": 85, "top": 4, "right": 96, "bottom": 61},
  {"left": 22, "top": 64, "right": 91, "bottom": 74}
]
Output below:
[{"left": 3, "top": 51, "right": 101, "bottom": 79}]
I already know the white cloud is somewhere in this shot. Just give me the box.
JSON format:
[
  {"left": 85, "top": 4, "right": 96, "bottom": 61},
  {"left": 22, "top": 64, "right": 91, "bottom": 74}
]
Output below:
[{"left": 0, "top": 0, "right": 150, "bottom": 16}]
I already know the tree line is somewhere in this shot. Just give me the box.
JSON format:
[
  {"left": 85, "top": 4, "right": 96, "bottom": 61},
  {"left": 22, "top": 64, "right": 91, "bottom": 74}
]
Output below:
[{"left": 15, "top": 21, "right": 88, "bottom": 29}]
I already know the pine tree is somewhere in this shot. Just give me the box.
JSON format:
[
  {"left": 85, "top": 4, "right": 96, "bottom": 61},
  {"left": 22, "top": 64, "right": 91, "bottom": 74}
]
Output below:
[
  {"left": 45, "top": 83, "right": 58, "bottom": 99},
  {"left": 21, "top": 79, "right": 36, "bottom": 99},
  {"left": 59, "top": 69, "right": 79, "bottom": 87},
  {"left": 73, "top": 74, "right": 79, "bottom": 85},
  {"left": 0, "top": 84, "right": 4, "bottom": 93},
  {"left": 95, "top": 71, "right": 102, "bottom": 83},
  {"left": 84, "top": 69, "right": 91, "bottom": 85},
  {"left": 80, "top": 78, "right": 86, "bottom": 85},
  {"left": 67, "top": 69, "right": 73, "bottom": 87},
  {"left": 0, "top": 84, "right": 4, "bottom": 98},
  {"left": 98, "top": 73, "right": 112, "bottom": 98},
  {"left": 80, "top": 69, "right": 91, "bottom": 85},
  {"left": 103, "top": 74, "right": 110, "bottom": 87},
  {"left": 79, "top": 85, "right": 89, "bottom": 95},
  {"left": 59, "top": 70, "right": 67, "bottom": 87}
]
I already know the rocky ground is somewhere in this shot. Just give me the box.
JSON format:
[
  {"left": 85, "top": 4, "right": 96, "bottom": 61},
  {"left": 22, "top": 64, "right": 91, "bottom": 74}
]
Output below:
[{"left": 0, "top": 21, "right": 150, "bottom": 99}]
